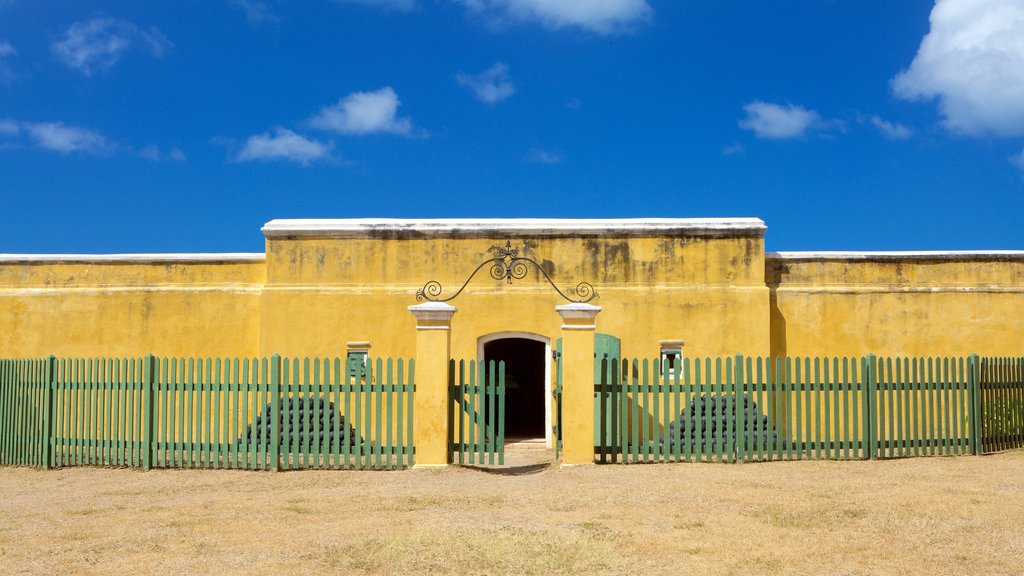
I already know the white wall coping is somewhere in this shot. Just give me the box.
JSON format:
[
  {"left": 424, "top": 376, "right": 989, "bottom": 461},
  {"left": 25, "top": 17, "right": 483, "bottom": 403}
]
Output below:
[
  {"left": 262, "top": 218, "right": 767, "bottom": 238},
  {"left": 0, "top": 253, "right": 266, "bottom": 264},
  {"left": 769, "top": 251, "right": 1024, "bottom": 261}
]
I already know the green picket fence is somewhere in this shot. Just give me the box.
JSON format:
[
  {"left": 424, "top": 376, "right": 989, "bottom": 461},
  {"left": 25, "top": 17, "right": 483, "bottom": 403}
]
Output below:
[
  {"left": 448, "top": 359, "right": 505, "bottom": 465},
  {"left": 0, "top": 359, "right": 51, "bottom": 468},
  {"left": 594, "top": 355, "right": 1020, "bottom": 463},
  {"left": 980, "top": 357, "right": 1024, "bottom": 453},
  {"left": 1, "top": 355, "right": 415, "bottom": 470}
]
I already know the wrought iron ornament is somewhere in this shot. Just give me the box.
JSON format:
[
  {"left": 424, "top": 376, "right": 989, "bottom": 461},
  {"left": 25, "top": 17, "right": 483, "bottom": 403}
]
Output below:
[{"left": 416, "top": 240, "right": 598, "bottom": 303}]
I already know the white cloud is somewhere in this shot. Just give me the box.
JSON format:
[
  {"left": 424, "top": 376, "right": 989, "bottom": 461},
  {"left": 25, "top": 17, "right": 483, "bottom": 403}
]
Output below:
[
  {"left": 139, "top": 144, "right": 160, "bottom": 161},
  {"left": 893, "top": 0, "right": 1024, "bottom": 137},
  {"left": 526, "top": 147, "right": 563, "bottom": 164},
  {"left": 22, "top": 121, "right": 111, "bottom": 154},
  {"left": 1011, "top": 148, "right": 1024, "bottom": 170},
  {"left": 869, "top": 115, "right": 913, "bottom": 140},
  {"left": 0, "top": 119, "right": 19, "bottom": 135},
  {"left": 0, "top": 40, "right": 14, "bottom": 82},
  {"left": 738, "top": 102, "right": 824, "bottom": 140},
  {"left": 139, "top": 144, "right": 186, "bottom": 162},
  {"left": 336, "top": 0, "right": 416, "bottom": 11},
  {"left": 236, "top": 127, "right": 332, "bottom": 164},
  {"left": 457, "top": 0, "right": 652, "bottom": 34},
  {"left": 231, "top": 0, "right": 278, "bottom": 24},
  {"left": 456, "top": 62, "right": 515, "bottom": 103},
  {"left": 51, "top": 17, "right": 171, "bottom": 76},
  {"left": 309, "top": 87, "right": 416, "bottom": 136},
  {"left": 721, "top": 142, "right": 745, "bottom": 156}
]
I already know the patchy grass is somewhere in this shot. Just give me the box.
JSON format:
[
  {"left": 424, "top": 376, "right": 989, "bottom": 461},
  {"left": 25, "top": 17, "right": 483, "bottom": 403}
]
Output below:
[{"left": 1, "top": 451, "right": 1023, "bottom": 575}]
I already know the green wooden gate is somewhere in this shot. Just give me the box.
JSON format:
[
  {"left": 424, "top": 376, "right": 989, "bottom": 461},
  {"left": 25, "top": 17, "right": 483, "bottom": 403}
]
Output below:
[
  {"left": 449, "top": 359, "right": 505, "bottom": 464},
  {"left": 554, "top": 334, "right": 620, "bottom": 462},
  {"left": 553, "top": 340, "right": 563, "bottom": 459},
  {"left": 979, "top": 356, "right": 1024, "bottom": 453},
  {"left": 594, "top": 333, "right": 621, "bottom": 457}
]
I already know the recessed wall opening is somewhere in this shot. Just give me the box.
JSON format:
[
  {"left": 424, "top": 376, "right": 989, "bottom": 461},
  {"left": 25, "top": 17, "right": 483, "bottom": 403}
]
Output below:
[{"left": 482, "top": 336, "right": 548, "bottom": 442}]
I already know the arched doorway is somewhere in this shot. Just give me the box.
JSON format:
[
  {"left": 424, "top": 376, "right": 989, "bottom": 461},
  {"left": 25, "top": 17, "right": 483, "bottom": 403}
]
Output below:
[{"left": 478, "top": 333, "right": 550, "bottom": 445}]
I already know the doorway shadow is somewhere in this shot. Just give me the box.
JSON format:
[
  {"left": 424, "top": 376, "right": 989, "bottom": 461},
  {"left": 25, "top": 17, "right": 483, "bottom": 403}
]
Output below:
[{"left": 460, "top": 462, "right": 555, "bottom": 476}]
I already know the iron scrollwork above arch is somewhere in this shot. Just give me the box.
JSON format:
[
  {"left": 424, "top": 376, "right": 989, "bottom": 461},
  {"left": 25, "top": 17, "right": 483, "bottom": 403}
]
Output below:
[{"left": 415, "top": 240, "right": 598, "bottom": 304}]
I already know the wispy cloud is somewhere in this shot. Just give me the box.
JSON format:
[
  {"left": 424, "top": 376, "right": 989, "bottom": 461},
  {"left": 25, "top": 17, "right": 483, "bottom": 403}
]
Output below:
[
  {"left": 21, "top": 121, "right": 112, "bottom": 154},
  {"left": 721, "top": 142, "right": 745, "bottom": 156},
  {"left": 0, "top": 119, "right": 19, "bottom": 136},
  {"left": 738, "top": 101, "right": 826, "bottom": 140},
  {"left": 231, "top": 0, "right": 279, "bottom": 24},
  {"left": 869, "top": 115, "right": 912, "bottom": 140},
  {"left": 51, "top": 17, "right": 171, "bottom": 76},
  {"left": 335, "top": 0, "right": 416, "bottom": 11},
  {"left": 1011, "top": 148, "right": 1024, "bottom": 170},
  {"left": 893, "top": 0, "right": 1024, "bottom": 137},
  {"left": 308, "top": 87, "right": 418, "bottom": 136},
  {"left": 456, "top": 0, "right": 652, "bottom": 35},
  {"left": 456, "top": 62, "right": 515, "bottom": 103},
  {"left": 236, "top": 127, "right": 332, "bottom": 164},
  {"left": 526, "top": 147, "right": 563, "bottom": 164},
  {"left": 0, "top": 40, "right": 15, "bottom": 83},
  {"left": 139, "top": 144, "right": 186, "bottom": 162},
  {"left": 2, "top": 118, "right": 185, "bottom": 159}
]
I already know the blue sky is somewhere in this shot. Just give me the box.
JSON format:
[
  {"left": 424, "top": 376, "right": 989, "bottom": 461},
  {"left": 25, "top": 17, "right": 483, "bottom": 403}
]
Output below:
[{"left": 2, "top": 0, "right": 1023, "bottom": 253}]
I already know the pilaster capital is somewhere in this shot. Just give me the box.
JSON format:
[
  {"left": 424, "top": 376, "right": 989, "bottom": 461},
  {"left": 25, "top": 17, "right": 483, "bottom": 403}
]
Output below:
[
  {"left": 408, "top": 302, "right": 457, "bottom": 330},
  {"left": 555, "top": 303, "right": 602, "bottom": 330}
]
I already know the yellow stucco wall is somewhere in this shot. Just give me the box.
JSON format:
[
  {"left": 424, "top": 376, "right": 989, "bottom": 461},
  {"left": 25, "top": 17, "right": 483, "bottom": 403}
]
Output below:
[
  {"left": 0, "top": 256, "right": 264, "bottom": 358},
  {"left": 767, "top": 253, "right": 1024, "bottom": 357},
  {"left": 1, "top": 221, "right": 1022, "bottom": 362},
  {"left": 258, "top": 228, "right": 770, "bottom": 361}
]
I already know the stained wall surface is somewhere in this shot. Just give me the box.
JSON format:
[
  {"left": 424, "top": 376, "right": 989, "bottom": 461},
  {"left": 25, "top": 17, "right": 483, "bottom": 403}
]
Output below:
[
  {"left": 0, "top": 255, "right": 264, "bottom": 358},
  {"left": 258, "top": 219, "right": 771, "bottom": 361},
  {"left": 767, "top": 253, "right": 1024, "bottom": 358},
  {"left": 1, "top": 220, "right": 1022, "bottom": 362}
]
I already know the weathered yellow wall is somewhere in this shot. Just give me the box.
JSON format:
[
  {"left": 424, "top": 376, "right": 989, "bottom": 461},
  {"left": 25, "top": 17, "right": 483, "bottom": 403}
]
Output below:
[
  {"left": 767, "top": 254, "right": 1024, "bottom": 357},
  {"left": 0, "top": 257, "right": 264, "bottom": 358},
  {"left": 258, "top": 232, "right": 770, "bottom": 361},
  {"left": 2, "top": 224, "right": 1022, "bottom": 364}
]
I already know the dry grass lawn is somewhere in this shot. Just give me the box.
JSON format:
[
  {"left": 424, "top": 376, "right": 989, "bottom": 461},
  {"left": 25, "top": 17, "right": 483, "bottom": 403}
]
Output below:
[{"left": 1, "top": 450, "right": 1023, "bottom": 575}]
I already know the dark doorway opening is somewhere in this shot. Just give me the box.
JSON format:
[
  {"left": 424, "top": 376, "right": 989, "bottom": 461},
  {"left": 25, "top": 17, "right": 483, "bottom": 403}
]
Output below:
[{"left": 483, "top": 338, "right": 546, "bottom": 440}]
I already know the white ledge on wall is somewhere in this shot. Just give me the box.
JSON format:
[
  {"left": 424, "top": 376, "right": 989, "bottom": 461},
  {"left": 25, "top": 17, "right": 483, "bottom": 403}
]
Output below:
[
  {"left": 769, "top": 251, "right": 1024, "bottom": 262},
  {"left": 261, "top": 218, "right": 768, "bottom": 239},
  {"left": 0, "top": 253, "right": 266, "bottom": 264}
]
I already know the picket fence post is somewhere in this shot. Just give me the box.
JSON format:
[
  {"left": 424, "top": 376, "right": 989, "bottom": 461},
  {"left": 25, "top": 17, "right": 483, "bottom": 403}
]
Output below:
[
  {"left": 734, "top": 354, "right": 745, "bottom": 462},
  {"left": 142, "top": 355, "right": 155, "bottom": 470},
  {"left": 967, "top": 354, "right": 982, "bottom": 455},
  {"left": 270, "top": 354, "right": 282, "bottom": 472},
  {"left": 863, "top": 354, "right": 878, "bottom": 459},
  {"left": 43, "top": 355, "right": 56, "bottom": 469}
]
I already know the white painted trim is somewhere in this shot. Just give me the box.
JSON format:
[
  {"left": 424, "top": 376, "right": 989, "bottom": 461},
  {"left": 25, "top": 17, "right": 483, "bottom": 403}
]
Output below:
[
  {"left": 262, "top": 218, "right": 767, "bottom": 238},
  {"left": 0, "top": 253, "right": 265, "bottom": 263},
  {"left": 769, "top": 251, "right": 1024, "bottom": 260},
  {"left": 560, "top": 325, "right": 597, "bottom": 331},
  {"left": 476, "top": 331, "right": 552, "bottom": 449},
  {"left": 408, "top": 302, "right": 457, "bottom": 323}
]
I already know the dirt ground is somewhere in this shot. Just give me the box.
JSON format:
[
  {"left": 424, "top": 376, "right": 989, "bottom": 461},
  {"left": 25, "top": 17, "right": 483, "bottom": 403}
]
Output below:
[{"left": 1, "top": 449, "right": 1022, "bottom": 576}]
